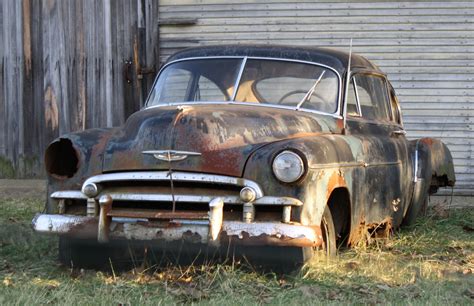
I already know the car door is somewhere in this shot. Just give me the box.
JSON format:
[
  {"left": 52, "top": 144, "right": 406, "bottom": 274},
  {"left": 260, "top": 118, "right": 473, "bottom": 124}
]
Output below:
[
  {"left": 386, "top": 83, "right": 413, "bottom": 225},
  {"left": 346, "top": 73, "right": 409, "bottom": 226}
]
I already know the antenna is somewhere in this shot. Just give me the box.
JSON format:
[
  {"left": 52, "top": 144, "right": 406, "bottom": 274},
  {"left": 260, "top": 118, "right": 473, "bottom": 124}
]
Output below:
[{"left": 342, "top": 38, "right": 352, "bottom": 134}]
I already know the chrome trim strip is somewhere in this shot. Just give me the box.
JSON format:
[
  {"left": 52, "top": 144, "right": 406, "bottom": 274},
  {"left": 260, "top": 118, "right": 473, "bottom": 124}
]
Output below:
[
  {"left": 145, "top": 56, "right": 342, "bottom": 116},
  {"left": 231, "top": 56, "right": 247, "bottom": 101},
  {"left": 82, "top": 171, "right": 264, "bottom": 198},
  {"left": 51, "top": 191, "right": 86, "bottom": 199},
  {"left": 254, "top": 196, "right": 303, "bottom": 206},
  {"left": 50, "top": 191, "right": 302, "bottom": 207},
  {"left": 142, "top": 150, "right": 201, "bottom": 162},
  {"left": 309, "top": 162, "right": 363, "bottom": 169},
  {"left": 353, "top": 77, "right": 362, "bottom": 116},
  {"left": 110, "top": 193, "right": 241, "bottom": 204},
  {"left": 309, "top": 161, "right": 400, "bottom": 169},
  {"left": 369, "top": 161, "right": 401, "bottom": 167},
  {"left": 414, "top": 140, "right": 420, "bottom": 183},
  {"left": 342, "top": 42, "right": 352, "bottom": 130},
  {"left": 147, "top": 101, "right": 343, "bottom": 119}
]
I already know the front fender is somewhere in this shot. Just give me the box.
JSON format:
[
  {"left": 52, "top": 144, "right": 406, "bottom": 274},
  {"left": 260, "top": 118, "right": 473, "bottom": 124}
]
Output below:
[
  {"left": 45, "top": 128, "right": 117, "bottom": 212},
  {"left": 243, "top": 135, "right": 358, "bottom": 226}
]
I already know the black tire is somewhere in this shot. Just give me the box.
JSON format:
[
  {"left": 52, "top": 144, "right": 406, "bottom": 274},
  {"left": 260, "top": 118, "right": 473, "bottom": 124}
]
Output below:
[
  {"left": 402, "top": 194, "right": 429, "bottom": 227},
  {"left": 302, "top": 205, "right": 337, "bottom": 262}
]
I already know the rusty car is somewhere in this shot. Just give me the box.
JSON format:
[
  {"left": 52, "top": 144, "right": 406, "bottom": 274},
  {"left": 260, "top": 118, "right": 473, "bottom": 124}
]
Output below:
[{"left": 32, "top": 45, "right": 455, "bottom": 267}]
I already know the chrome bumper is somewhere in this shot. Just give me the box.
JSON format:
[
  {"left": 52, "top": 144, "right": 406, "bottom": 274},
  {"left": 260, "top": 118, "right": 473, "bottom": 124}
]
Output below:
[
  {"left": 32, "top": 213, "right": 323, "bottom": 248},
  {"left": 39, "top": 172, "right": 319, "bottom": 247}
]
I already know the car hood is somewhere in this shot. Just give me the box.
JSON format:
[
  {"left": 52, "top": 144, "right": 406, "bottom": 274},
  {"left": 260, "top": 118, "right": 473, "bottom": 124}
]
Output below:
[{"left": 103, "top": 104, "right": 340, "bottom": 177}]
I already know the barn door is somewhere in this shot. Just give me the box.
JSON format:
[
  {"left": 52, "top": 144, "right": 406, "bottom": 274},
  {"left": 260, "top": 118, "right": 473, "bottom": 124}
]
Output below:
[{"left": 121, "top": 0, "right": 160, "bottom": 118}]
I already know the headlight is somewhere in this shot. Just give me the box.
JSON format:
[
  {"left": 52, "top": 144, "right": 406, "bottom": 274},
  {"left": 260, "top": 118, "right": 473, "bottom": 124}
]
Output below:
[
  {"left": 44, "top": 138, "right": 79, "bottom": 179},
  {"left": 272, "top": 150, "right": 305, "bottom": 183}
]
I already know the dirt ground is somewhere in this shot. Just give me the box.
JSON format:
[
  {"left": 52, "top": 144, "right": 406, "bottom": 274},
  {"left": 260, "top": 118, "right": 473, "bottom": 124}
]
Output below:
[{"left": 0, "top": 180, "right": 46, "bottom": 200}]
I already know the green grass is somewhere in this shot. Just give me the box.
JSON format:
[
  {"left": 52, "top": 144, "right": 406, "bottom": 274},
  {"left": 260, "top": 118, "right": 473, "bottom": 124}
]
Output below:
[{"left": 0, "top": 197, "right": 472, "bottom": 305}]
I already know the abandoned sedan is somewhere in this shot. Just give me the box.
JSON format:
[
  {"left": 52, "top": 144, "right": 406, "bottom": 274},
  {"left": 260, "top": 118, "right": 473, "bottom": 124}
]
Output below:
[{"left": 33, "top": 45, "right": 455, "bottom": 266}]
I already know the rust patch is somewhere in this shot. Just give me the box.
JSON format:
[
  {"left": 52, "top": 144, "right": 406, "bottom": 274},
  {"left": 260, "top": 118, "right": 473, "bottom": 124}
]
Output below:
[
  {"left": 325, "top": 170, "right": 347, "bottom": 201},
  {"left": 22, "top": 0, "right": 32, "bottom": 75},
  {"left": 221, "top": 231, "right": 322, "bottom": 248},
  {"left": 420, "top": 138, "right": 434, "bottom": 146},
  {"left": 64, "top": 218, "right": 98, "bottom": 239},
  {"left": 348, "top": 217, "right": 393, "bottom": 247},
  {"left": 44, "top": 86, "right": 59, "bottom": 131},
  {"left": 108, "top": 209, "right": 208, "bottom": 220}
]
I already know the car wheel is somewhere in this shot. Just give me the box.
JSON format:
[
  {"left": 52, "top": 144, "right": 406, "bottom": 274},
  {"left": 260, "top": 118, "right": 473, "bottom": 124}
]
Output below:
[
  {"left": 319, "top": 205, "right": 337, "bottom": 256},
  {"left": 302, "top": 205, "right": 337, "bottom": 262},
  {"left": 402, "top": 195, "right": 429, "bottom": 227}
]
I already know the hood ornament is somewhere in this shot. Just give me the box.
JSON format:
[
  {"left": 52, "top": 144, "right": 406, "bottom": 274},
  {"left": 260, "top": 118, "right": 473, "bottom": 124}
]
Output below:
[{"left": 142, "top": 150, "right": 201, "bottom": 162}]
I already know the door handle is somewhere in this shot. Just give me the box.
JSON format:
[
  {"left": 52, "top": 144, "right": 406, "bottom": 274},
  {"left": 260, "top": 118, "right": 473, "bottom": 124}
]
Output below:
[{"left": 391, "top": 130, "right": 406, "bottom": 136}]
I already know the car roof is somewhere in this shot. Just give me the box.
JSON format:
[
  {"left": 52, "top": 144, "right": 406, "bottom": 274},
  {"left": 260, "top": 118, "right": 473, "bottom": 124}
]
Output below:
[{"left": 166, "top": 44, "right": 383, "bottom": 76}]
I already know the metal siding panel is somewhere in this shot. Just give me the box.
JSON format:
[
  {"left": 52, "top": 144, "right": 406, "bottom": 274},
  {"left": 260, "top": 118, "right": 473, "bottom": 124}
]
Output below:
[{"left": 158, "top": 1, "right": 473, "bottom": 196}]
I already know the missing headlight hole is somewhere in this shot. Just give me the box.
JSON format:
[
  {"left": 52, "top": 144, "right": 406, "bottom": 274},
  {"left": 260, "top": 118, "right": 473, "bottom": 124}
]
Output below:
[{"left": 45, "top": 138, "right": 79, "bottom": 178}]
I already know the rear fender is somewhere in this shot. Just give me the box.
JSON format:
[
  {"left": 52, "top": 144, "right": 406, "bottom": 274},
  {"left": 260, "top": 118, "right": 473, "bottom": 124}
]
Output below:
[
  {"left": 413, "top": 138, "right": 455, "bottom": 191},
  {"left": 407, "top": 137, "right": 455, "bottom": 218}
]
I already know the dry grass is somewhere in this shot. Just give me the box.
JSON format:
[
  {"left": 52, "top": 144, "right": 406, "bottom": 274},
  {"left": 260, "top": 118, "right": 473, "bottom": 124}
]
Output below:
[{"left": 0, "top": 197, "right": 472, "bottom": 305}]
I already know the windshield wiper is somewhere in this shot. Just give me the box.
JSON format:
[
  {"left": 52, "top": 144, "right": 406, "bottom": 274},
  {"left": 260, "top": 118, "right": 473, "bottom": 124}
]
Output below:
[{"left": 296, "top": 70, "right": 326, "bottom": 110}]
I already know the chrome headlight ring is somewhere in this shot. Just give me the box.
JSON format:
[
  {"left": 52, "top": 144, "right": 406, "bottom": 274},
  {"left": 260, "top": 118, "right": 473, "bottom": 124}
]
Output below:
[{"left": 272, "top": 150, "right": 306, "bottom": 183}]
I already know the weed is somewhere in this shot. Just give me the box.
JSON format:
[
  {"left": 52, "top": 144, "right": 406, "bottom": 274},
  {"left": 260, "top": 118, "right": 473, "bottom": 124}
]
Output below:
[{"left": 0, "top": 197, "right": 472, "bottom": 305}]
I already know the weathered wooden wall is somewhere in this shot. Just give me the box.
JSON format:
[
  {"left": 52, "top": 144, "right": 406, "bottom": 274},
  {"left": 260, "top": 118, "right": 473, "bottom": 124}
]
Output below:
[
  {"left": 0, "top": 0, "right": 160, "bottom": 178},
  {"left": 158, "top": 0, "right": 474, "bottom": 196}
]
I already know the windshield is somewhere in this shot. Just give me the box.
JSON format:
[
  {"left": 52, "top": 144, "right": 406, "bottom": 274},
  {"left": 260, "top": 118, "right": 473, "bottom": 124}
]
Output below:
[{"left": 147, "top": 57, "right": 339, "bottom": 113}]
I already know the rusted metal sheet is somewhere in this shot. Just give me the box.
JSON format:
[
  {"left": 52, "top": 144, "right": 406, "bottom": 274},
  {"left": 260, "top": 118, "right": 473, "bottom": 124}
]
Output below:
[
  {"left": 101, "top": 104, "right": 336, "bottom": 177},
  {"left": 107, "top": 209, "right": 209, "bottom": 220}
]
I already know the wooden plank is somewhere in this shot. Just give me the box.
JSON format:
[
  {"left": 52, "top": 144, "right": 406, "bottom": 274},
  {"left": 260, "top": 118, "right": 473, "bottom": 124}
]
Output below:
[
  {"left": 401, "top": 103, "right": 472, "bottom": 110},
  {"left": 4, "top": 0, "right": 23, "bottom": 175},
  {"left": 0, "top": 1, "right": 5, "bottom": 157},
  {"left": 144, "top": 0, "right": 160, "bottom": 95},
  {"left": 104, "top": 0, "right": 113, "bottom": 127},
  {"left": 110, "top": 0, "right": 122, "bottom": 126},
  {"left": 42, "top": 0, "right": 60, "bottom": 144},
  {"left": 57, "top": 0, "right": 70, "bottom": 135},
  {"left": 158, "top": 18, "right": 197, "bottom": 25},
  {"left": 159, "top": 15, "right": 474, "bottom": 25},
  {"left": 94, "top": 0, "right": 104, "bottom": 128},
  {"left": 122, "top": 0, "right": 135, "bottom": 119},
  {"left": 75, "top": 0, "right": 86, "bottom": 131},
  {"left": 20, "top": 0, "right": 37, "bottom": 176},
  {"left": 159, "top": 1, "right": 474, "bottom": 10},
  {"left": 162, "top": 30, "right": 474, "bottom": 40},
  {"left": 157, "top": 9, "right": 474, "bottom": 19}
]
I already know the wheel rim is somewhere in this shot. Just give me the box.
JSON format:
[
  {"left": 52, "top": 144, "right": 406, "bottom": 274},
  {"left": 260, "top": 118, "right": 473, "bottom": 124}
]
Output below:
[
  {"left": 312, "top": 216, "right": 331, "bottom": 256},
  {"left": 320, "top": 216, "right": 331, "bottom": 256}
]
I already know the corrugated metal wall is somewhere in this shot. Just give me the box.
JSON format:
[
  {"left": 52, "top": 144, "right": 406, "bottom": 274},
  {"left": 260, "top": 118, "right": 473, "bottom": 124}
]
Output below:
[{"left": 158, "top": 0, "right": 473, "bottom": 196}]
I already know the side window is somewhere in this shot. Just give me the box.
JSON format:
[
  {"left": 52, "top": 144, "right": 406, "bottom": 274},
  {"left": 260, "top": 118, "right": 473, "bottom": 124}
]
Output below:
[
  {"left": 346, "top": 78, "right": 360, "bottom": 116},
  {"left": 353, "top": 74, "right": 391, "bottom": 121},
  {"left": 389, "top": 86, "right": 402, "bottom": 125},
  {"left": 157, "top": 69, "right": 192, "bottom": 102},
  {"left": 195, "top": 76, "right": 227, "bottom": 101}
]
